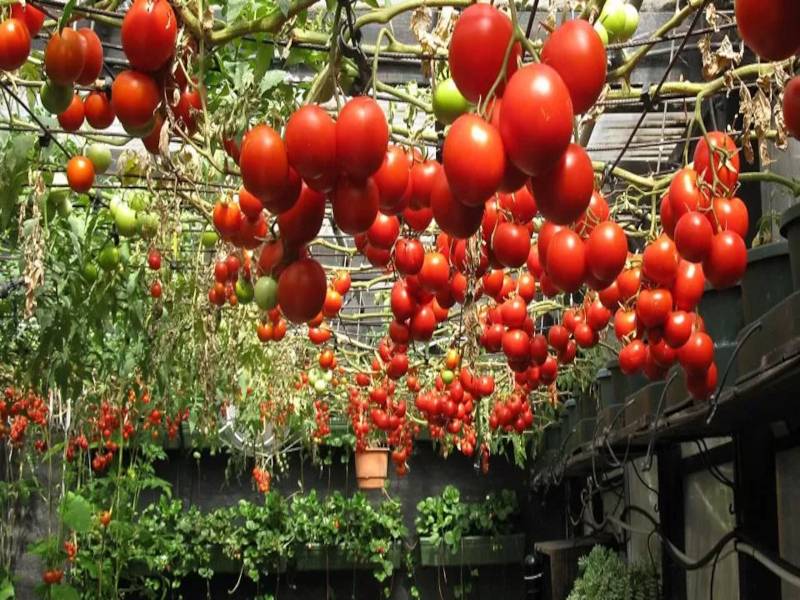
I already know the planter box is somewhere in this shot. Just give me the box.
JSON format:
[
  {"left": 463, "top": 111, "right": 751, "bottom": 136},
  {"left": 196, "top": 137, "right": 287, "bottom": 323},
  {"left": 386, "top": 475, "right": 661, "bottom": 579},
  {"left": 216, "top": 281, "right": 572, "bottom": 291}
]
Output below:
[
  {"left": 624, "top": 381, "right": 666, "bottom": 431},
  {"left": 780, "top": 203, "right": 800, "bottom": 291},
  {"left": 608, "top": 360, "right": 648, "bottom": 406},
  {"left": 419, "top": 534, "right": 525, "bottom": 567},
  {"left": 596, "top": 367, "right": 618, "bottom": 411},
  {"left": 741, "top": 242, "right": 792, "bottom": 324},
  {"left": 294, "top": 542, "right": 402, "bottom": 571},
  {"left": 698, "top": 282, "right": 743, "bottom": 345},
  {"left": 736, "top": 291, "right": 800, "bottom": 383}
]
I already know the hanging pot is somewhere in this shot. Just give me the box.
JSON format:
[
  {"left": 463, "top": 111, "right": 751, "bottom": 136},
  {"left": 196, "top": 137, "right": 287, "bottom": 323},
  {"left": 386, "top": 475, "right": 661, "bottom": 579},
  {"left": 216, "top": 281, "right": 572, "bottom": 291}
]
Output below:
[{"left": 354, "top": 448, "right": 389, "bottom": 490}]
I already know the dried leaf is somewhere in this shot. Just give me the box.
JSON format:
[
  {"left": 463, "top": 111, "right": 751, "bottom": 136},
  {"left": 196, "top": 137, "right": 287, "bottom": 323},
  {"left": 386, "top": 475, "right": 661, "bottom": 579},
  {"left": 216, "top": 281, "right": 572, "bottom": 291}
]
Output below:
[{"left": 700, "top": 34, "right": 742, "bottom": 80}]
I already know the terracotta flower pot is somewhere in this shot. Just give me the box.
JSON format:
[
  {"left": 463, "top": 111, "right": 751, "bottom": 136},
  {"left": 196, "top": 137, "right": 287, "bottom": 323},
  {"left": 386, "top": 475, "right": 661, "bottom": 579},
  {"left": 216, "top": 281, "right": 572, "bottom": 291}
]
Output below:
[{"left": 354, "top": 448, "right": 389, "bottom": 490}]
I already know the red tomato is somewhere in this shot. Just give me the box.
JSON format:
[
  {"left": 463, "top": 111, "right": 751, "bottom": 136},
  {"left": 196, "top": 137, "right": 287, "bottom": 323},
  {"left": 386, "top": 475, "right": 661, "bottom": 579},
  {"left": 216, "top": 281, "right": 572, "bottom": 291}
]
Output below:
[
  {"left": 642, "top": 234, "right": 679, "bottom": 286},
  {"left": 240, "top": 124, "right": 289, "bottom": 200},
  {"left": 585, "top": 221, "right": 628, "bottom": 282},
  {"left": 664, "top": 310, "right": 693, "bottom": 349},
  {"left": 391, "top": 280, "right": 417, "bottom": 321},
  {"left": 614, "top": 308, "right": 638, "bottom": 340},
  {"left": 541, "top": 19, "right": 607, "bottom": 114},
  {"left": 170, "top": 88, "right": 202, "bottom": 134},
  {"left": 502, "top": 329, "right": 531, "bottom": 362},
  {"left": 536, "top": 221, "right": 565, "bottom": 266},
  {"left": 262, "top": 167, "right": 301, "bottom": 215},
  {"left": 448, "top": 4, "right": 520, "bottom": 103},
  {"left": 278, "top": 258, "right": 327, "bottom": 324},
  {"left": 548, "top": 324, "right": 569, "bottom": 351},
  {"left": 575, "top": 191, "right": 610, "bottom": 237},
  {"left": 408, "top": 160, "right": 441, "bottom": 209},
  {"left": 332, "top": 177, "right": 379, "bottom": 235},
  {"left": 693, "top": 132, "right": 739, "bottom": 195},
  {"left": 238, "top": 187, "right": 264, "bottom": 220},
  {"left": 597, "top": 281, "right": 620, "bottom": 310},
  {"left": 586, "top": 298, "right": 611, "bottom": 331},
  {"left": 703, "top": 231, "right": 747, "bottom": 289},
  {"left": 333, "top": 271, "right": 351, "bottom": 295},
  {"left": 121, "top": 0, "right": 177, "bottom": 72},
  {"left": 403, "top": 205, "right": 433, "bottom": 232},
  {"left": 500, "top": 185, "right": 538, "bottom": 224},
  {"left": 141, "top": 113, "right": 164, "bottom": 153},
  {"left": 660, "top": 192, "right": 676, "bottom": 238},
  {"left": 277, "top": 183, "right": 326, "bottom": 246},
  {"left": 84, "top": 91, "right": 115, "bottom": 129},
  {"left": 574, "top": 324, "right": 598, "bottom": 349},
  {"left": 111, "top": 70, "right": 160, "bottom": 129},
  {"left": 285, "top": 104, "right": 336, "bottom": 181},
  {"left": 687, "top": 362, "right": 718, "bottom": 400},
  {"left": 394, "top": 238, "right": 424, "bottom": 275},
  {"left": 45, "top": 27, "right": 85, "bottom": 85},
  {"left": 336, "top": 96, "right": 388, "bottom": 180},
  {"left": 674, "top": 211, "right": 713, "bottom": 263},
  {"left": 530, "top": 144, "right": 594, "bottom": 225},
  {"left": 735, "top": 0, "right": 800, "bottom": 60},
  {"left": 367, "top": 212, "right": 400, "bottom": 249},
  {"left": 672, "top": 260, "right": 705, "bottom": 311},
  {"left": 636, "top": 288, "right": 673, "bottom": 328},
  {"left": 678, "top": 331, "right": 714, "bottom": 375},
  {"left": 373, "top": 146, "right": 410, "bottom": 214},
  {"left": 499, "top": 64, "right": 574, "bottom": 176},
  {"left": 410, "top": 304, "right": 436, "bottom": 341},
  {"left": 0, "top": 18, "right": 30, "bottom": 71},
  {"left": 430, "top": 171, "right": 484, "bottom": 239},
  {"left": 443, "top": 114, "right": 505, "bottom": 207},
  {"left": 66, "top": 155, "right": 95, "bottom": 193},
  {"left": 517, "top": 272, "right": 537, "bottom": 303},
  {"left": 785, "top": 77, "right": 800, "bottom": 139},
  {"left": 546, "top": 229, "right": 586, "bottom": 293},
  {"left": 76, "top": 28, "right": 103, "bottom": 85},
  {"left": 617, "top": 267, "right": 641, "bottom": 301},
  {"left": 669, "top": 168, "right": 709, "bottom": 221},
  {"left": 10, "top": 3, "right": 44, "bottom": 37},
  {"left": 711, "top": 196, "right": 749, "bottom": 238},
  {"left": 57, "top": 95, "right": 84, "bottom": 132},
  {"left": 619, "top": 340, "right": 647, "bottom": 374},
  {"left": 492, "top": 222, "right": 531, "bottom": 268},
  {"left": 419, "top": 252, "right": 450, "bottom": 292}
]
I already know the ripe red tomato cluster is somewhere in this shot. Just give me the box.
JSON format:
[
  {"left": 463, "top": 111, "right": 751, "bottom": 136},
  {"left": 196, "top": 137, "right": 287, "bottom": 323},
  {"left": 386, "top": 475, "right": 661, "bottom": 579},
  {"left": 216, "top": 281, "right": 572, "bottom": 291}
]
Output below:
[
  {"left": 251, "top": 466, "right": 271, "bottom": 494},
  {"left": 488, "top": 392, "right": 534, "bottom": 433},
  {"left": 0, "top": 387, "right": 48, "bottom": 448},
  {"left": 312, "top": 400, "right": 331, "bottom": 441},
  {"left": 256, "top": 309, "right": 288, "bottom": 343}
]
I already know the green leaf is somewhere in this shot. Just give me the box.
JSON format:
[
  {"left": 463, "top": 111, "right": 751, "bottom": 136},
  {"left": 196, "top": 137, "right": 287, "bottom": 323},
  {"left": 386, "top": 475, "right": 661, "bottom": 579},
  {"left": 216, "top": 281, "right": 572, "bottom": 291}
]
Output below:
[
  {"left": 50, "top": 584, "right": 80, "bottom": 600},
  {"left": 61, "top": 492, "right": 93, "bottom": 533},
  {"left": 259, "top": 70, "right": 288, "bottom": 94},
  {"left": 254, "top": 42, "right": 273, "bottom": 82},
  {"left": 58, "top": 0, "right": 78, "bottom": 30},
  {"left": 0, "top": 578, "right": 12, "bottom": 600}
]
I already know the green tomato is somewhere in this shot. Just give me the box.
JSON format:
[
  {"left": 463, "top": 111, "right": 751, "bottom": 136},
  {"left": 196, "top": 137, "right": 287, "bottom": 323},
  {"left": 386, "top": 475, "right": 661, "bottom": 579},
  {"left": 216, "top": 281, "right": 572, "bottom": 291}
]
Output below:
[
  {"left": 137, "top": 212, "right": 159, "bottom": 240},
  {"left": 308, "top": 369, "right": 320, "bottom": 384},
  {"left": 441, "top": 369, "right": 455, "bottom": 385},
  {"left": 40, "top": 80, "right": 73, "bottom": 114},
  {"left": 118, "top": 242, "right": 131, "bottom": 265},
  {"left": 46, "top": 189, "right": 71, "bottom": 218},
  {"left": 97, "top": 245, "right": 120, "bottom": 271},
  {"left": 432, "top": 78, "right": 471, "bottom": 125},
  {"left": 600, "top": 0, "right": 626, "bottom": 40},
  {"left": 87, "top": 143, "right": 112, "bottom": 175},
  {"left": 254, "top": 276, "right": 278, "bottom": 311},
  {"left": 114, "top": 203, "right": 139, "bottom": 237},
  {"left": 323, "top": 369, "right": 333, "bottom": 382},
  {"left": 594, "top": 21, "right": 610, "bottom": 46},
  {"left": 234, "top": 278, "right": 254, "bottom": 304},
  {"left": 201, "top": 230, "right": 219, "bottom": 248},
  {"left": 122, "top": 117, "right": 156, "bottom": 138},
  {"left": 314, "top": 379, "right": 328, "bottom": 393},
  {"left": 128, "top": 192, "right": 149, "bottom": 212},
  {"left": 83, "top": 262, "right": 100, "bottom": 281},
  {"left": 620, "top": 4, "right": 639, "bottom": 42}
]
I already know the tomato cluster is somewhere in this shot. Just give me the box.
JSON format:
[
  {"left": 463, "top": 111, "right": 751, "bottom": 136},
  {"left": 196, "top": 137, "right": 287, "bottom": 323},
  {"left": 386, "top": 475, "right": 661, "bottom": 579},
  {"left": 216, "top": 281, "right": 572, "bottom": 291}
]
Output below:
[
  {"left": 0, "top": 387, "right": 48, "bottom": 448},
  {"left": 251, "top": 466, "right": 271, "bottom": 494},
  {"left": 488, "top": 393, "right": 534, "bottom": 434}
]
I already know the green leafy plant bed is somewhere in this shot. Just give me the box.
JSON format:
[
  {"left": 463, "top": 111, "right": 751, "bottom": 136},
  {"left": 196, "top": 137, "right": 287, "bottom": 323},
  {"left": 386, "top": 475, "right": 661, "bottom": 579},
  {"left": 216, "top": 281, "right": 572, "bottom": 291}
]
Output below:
[
  {"left": 294, "top": 542, "right": 403, "bottom": 571},
  {"left": 567, "top": 545, "right": 659, "bottom": 600},
  {"left": 419, "top": 533, "right": 526, "bottom": 567},
  {"left": 416, "top": 486, "right": 524, "bottom": 567}
]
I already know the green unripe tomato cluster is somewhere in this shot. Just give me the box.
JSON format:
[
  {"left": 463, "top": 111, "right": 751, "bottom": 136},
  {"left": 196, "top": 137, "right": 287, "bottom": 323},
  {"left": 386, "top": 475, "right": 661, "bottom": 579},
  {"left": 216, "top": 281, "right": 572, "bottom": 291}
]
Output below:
[{"left": 599, "top": 0, "right": 639, "bottom": 43}]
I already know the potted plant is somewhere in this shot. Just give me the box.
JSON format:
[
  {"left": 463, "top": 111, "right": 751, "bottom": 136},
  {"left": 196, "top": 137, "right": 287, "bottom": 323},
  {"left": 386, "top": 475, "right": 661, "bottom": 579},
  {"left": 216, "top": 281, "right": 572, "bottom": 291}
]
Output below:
[
  {"left": 416, "top": 486, "right": 525, "bottom": 567},
  {"left": 567, "top": 545, "right": 659, "bottom": 600},
  {"left": 780, "top": 203, "right": 800, "bottom": 290}
]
